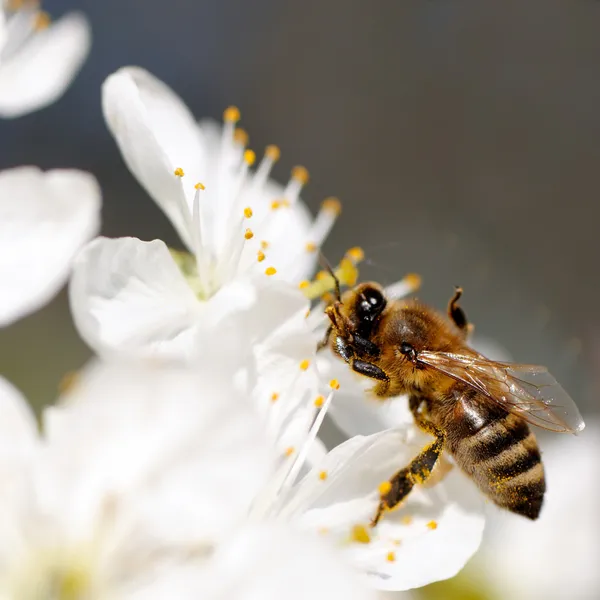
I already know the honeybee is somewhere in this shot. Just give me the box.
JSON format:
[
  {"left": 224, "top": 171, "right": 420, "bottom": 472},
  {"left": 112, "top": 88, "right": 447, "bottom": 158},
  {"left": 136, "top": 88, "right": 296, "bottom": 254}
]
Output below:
[{"left": 320, "top": 278, "right": 584, "bottom": 525}]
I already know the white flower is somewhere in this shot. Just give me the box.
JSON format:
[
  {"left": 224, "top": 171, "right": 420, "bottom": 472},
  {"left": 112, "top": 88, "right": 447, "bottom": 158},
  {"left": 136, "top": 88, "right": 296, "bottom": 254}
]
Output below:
[
  {"left": 0, "top": 2, "right": 90, "bottom": 118},
  {"left": 0, "top": 363, "right": 376, "bottom": 600},
  {"left": 475, "top": 421, "right": 600, "bottom": 600},
  {"left": 70, "top": 66, "right": 340, "bottom": 358},
  {"left": 0, "top": 166, "right": 101, "bottom": 327}
]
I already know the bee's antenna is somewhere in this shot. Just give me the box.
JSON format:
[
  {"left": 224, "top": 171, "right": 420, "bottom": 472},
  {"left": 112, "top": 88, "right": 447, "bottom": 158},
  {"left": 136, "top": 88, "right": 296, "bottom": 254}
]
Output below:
[{"left": 318, "top": 251, "right": 341, "bottom": 302}]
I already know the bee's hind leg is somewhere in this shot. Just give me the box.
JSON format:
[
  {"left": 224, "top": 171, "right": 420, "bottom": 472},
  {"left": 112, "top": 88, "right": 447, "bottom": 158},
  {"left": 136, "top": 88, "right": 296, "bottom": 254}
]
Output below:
[
  {"left": 370, "top": 416, "right": 445, "bottom": 527},
  {"left": 448, "top": 286, "right": 474, "bottom": 339}
]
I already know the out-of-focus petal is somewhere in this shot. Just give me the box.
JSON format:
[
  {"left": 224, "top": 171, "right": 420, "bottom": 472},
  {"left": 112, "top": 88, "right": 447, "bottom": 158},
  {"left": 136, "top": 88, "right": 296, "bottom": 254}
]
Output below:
[
  {"left": 281, "top": 428, "right": 485, "bottom": 591},
  {"left": 69, "top": 237, "right": 202, "bottom": 358},
  {"left": 0, "top": 167, "right": 101, "bottom": 326},
  {"left": 0, "top": 12, "right": 91, "bottom": 118},
  {"left": 102, "top": 67, "right": 205, "bottom": 249}
]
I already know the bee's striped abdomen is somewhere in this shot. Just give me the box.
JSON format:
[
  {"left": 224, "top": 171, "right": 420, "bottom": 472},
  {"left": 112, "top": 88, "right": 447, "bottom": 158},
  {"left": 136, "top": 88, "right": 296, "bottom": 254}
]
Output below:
[{"left": 447, "top": 394, "right": 546, "bottom": 519}]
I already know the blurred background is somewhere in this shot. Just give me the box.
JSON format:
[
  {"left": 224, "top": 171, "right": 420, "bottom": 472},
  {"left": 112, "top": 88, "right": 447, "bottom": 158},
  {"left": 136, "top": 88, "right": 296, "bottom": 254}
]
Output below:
[{"left": 1, "top": 1, "right": 599, "bottom": 598}]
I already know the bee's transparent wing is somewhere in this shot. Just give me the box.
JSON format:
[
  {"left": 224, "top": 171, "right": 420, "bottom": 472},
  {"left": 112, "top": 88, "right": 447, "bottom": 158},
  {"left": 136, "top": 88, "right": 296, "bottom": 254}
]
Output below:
[{"left": 417, "top": 351, "right": 584, "bottom": 434}]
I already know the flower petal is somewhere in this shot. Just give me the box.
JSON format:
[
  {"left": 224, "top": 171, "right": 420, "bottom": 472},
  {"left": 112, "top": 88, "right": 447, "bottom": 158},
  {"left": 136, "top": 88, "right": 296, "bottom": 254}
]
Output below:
[
  {"left": 69, "top": 236, "right": 203, "bottom": 358},
  {"left": 41, "top": 361, "right": 276, "bottom": 548},
  {"left": 0, "top": 12, "right": 91, "bottom": 118},
  {"left": 280, "top": 428, "right": 485, "bottom": 591},
  {"left": 0, "top": 167, "right": 101, "bottom": 326},
  {"left": 102, "top": 67, "right": 205, "bottom": 249}
]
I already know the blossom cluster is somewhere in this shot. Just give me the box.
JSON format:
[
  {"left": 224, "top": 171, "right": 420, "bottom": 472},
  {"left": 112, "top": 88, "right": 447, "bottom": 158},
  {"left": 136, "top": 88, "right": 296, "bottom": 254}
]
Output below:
[{"left": 8, "top": 3, "right": 590, "bottom": 598}]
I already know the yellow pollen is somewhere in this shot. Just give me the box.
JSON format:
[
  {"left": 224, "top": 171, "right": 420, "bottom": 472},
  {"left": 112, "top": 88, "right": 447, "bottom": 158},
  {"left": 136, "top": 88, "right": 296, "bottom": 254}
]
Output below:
[
  {"left": 265, "top": 144, "right": 281, "bottom": 161},
  {"left": 270, "top": 392, "right": 279, "bottom": 402},
  {"left": 34, "top": 10, "right": 51, "bottom": 30},
  {"left": 265, "top": 266, "right": 277, "bottom": 276},
  {"left": 405, "top": 272, "right": 422, "bottom": 291},
  {"left": 401, "top": 515, "right": 413, "bottom": 526},
  {"left": 223, "top": 106, "right": 240, "bottom": 122},
  {"left": 315, "top": 270, "right": 328, "bottom": 281},
  {"left": 299, "top": 359, "right": 310, "bottom": 371},
  {"left": 346, "top": 246, "right": 365, "bottom": 262},
  {"left": 243, "top": 207, "right": 253, "bottom": 218},
  {"left": 234, "top": 127, "right": 249, "bottom": 146},
  {"left": 194, "top": 182, "right": 205, "bottom": 190},
  {"left": 427, "top": 520, "right": 438, "bottom": 530},
  {"left": 314, "top": 395, "right": 325, "bottom": 407},
  {"left": 173, "top": 167, "right": 185, "bottom": 177},
  {"left": 339, "top": 258, "right": 359, "bottom": 287},
  {"left": 284, "top": 446, "right": 295, "bottom": 457},
  {"left": 350, "top": 525, "right": 371, "bottom": 544},
  {"left": 244, "top": 228, "right": 254, "bottom": 240},
  {"left": 386, "top": 551, "right": 396, "bottom": 562},
  {"left": 291, "top": 165, "right": 310, "bottom": 184},
  {"left": 257, "top": 250, "right": 266, "bottom": 262},
  {"left": 298, "top": 280, "right": 310, "bottom": 290},
  {"left": 261, "top": 240, "right": 269, "bottom": 249},
  {"left": 378, "top": 481, "right": 392, "bottom": 495},
  {"left": 319, "top": 471, "right": 328, "bottom": 480},
  {"left": 322, "top": 196, "right": 342, "bottom": 215},
  {"left": 271, "top": 200, "right": 282, "bottom": 210},
  {"left": 244, "top": 149, "right": 256, "bottom": 166},
  {"left": 305, "top": 241, "right": 317, "bottom": 253},
  {"left": 329, "top": 379, "right": 340, "bottom": 390}
]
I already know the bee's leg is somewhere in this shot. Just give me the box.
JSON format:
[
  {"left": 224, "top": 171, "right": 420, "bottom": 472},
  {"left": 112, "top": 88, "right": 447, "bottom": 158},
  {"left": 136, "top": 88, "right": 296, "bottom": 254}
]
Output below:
[
  {"left": 317, "top": 325, "right": 332, "bottom": 352},
  {"left": 352, "top": 334, "right": 381, "bottom": 358},
  {"left": 448, "top": 286, "right": 474, "bottom": 338},
  {"left": 370, "top": 418, "right": 445, "bottom": 527},
  {"left": 350, "top": 358, "right": 389, "bottom": 386}
]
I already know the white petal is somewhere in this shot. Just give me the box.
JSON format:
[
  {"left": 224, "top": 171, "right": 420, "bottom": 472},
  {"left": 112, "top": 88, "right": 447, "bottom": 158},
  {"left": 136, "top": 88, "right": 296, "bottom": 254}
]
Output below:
[
  {"left": 0, "top": 12, "right": 90, "bottom": 118},
  {"left": 0, "top": 167, "right": 101, "bottom": 326},
  {"left": 199, "top": 523, "right": 376, "bottom": 600},
  {"left": 69, "top": 236, "right": 203, "bottom": 358},
  {"left": 102, "top": 67, "right": 205, "bottom": 249},
  {"left": 281, "top": 428, "right": 485, "bottom": 591},
  {"left": 0, "top": 377, "right": 38, "bottom": 565},
  {"left": 41, "top": 361, "right": 275, "bottom": 548},
  {"left": 318, "top": 351, "right": 414, "bottom": 437}
]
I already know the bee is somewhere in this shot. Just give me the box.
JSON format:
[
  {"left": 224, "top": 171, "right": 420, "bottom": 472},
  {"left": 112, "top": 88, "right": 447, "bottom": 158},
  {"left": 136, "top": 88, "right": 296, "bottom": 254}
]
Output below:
[{"left": 319, "top": 277, "right": 584, "bottom": 526}]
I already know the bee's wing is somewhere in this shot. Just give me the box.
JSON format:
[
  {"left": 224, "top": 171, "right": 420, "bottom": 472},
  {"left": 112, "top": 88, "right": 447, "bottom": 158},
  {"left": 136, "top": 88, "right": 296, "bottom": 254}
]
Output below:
[{"left": 417, "top": 351, "right": 585, "bottom": 434}]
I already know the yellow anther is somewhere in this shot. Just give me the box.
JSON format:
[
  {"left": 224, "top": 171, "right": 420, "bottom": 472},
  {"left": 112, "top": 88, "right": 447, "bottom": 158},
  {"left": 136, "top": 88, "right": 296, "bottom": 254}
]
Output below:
[
  {"left": 284, "top": 446, "right": 295, "bottom": 457},
  {"left": 270, "top": 392, "right": 279, "bottom": 403},
  {"left": 298, "top": 280, "right": 310, "bottom": 290},
  {"left": 319, "top": 471, "right": 328, "bottom": 481},
  {"left": 244, "top": 228, "right": 254, "bottom": 240},
  {"left": 339, "top": 258, "right": 359, "bottom": 287},
  {"left": 350, "top": 525, "right": 371, "bottom": 544},
  {"left": 315, "top": 270, "right": 328, "bottom": 282},
  {"left": 261, "top": 240, "right": 269, "bottom": 249},
  {"left": 392, "top": 539, "right": 402, "bottom": 546},
  {"left": 329, "top": 379, "right": 340, "bottom": 390},
  {"left": 345, "top": 246, "right": 365, "bottom": 262},
  {"left": 194, "top": 182, "right": 205, "bottom": 190},
  {"left": 234, "top": 127, "right": 249, "bottom": 146},
  {"left": 427, "top": 520, "right": 438, "bottom": 530},
  {"left": 322, "top": 196, "right": 342, "bottom": 215},
  {"left": 305, "top": 241, "right": 317, "bottom": 253},
  {"left": 299, "top": 359, "right": 311, "bottom": 371},
  {"left": 378, "top": 481, "right": 392, "bottom": 495},
  {"left": 401, "top": 515, "right": 413, "bottom": 526},
  {"left": 405, "top": 273, "right": 422, "bottom": 291},
  {"left": 386, "top": 551, "right": 396, "bottom": 562},
  {"left": 265, "top": 144, "right": 281, "bottom": 162},
  {"left": 313, "top": 395, "right": 325, "bottom": 408},
  {"left": 265, "top": 266, "right": 277, "bottom": 276},
  {"left": 244, "top": 207, "right": 253, "bottom": 218},
  {"left": 223, "top": 106, "right": 240, "bottom": 122},
  {"left": 291, "top": 165, "right": 309, "bottom": 184},
  {"left": 257, "top": 250, "right": 266, "bottom": 262},
  {"left": 174, "top": 167, "right": 185, "bottom": 177},
  {"left": 58, "top": 370, "right": 80, "bottom": 395},
  {"left": 34, "top": 10, "right": 51, "bottom": 30},
  {"left": 271, "top": 200, "right": 282, "bottom": 210},
  {"left": 244, "top": 149, "right": 256, "bottom": 166}
]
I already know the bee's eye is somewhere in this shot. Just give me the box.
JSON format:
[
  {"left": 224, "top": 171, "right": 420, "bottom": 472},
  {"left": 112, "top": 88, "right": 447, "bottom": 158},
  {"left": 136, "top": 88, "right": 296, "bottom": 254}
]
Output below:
[
  {"left": 358, "top": 288, "right": 386, "bottom": 320},
  {"left": 400, "top": 342, "right": 414, "bottom": 356}
]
